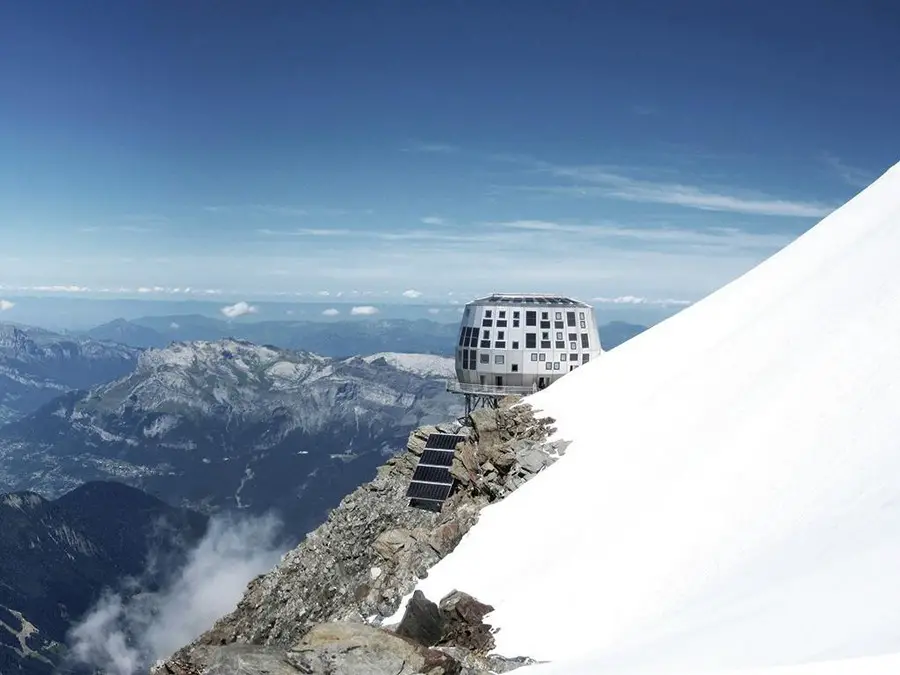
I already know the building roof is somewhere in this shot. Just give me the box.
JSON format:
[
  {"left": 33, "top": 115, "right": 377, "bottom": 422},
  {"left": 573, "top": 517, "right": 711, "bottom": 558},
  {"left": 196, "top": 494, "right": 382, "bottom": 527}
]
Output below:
[{"left": 467, "top": 293, "right": 591, "bottom": 308}]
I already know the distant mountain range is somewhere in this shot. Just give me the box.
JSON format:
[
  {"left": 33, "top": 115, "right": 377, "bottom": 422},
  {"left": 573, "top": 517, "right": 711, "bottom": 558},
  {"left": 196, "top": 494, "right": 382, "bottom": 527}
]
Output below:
[
  {"left": 0, "top": 481, "right": 206, "bottom": 675},
  {"left": 82, "top": 315, "right": 647, "bottom": 357},
  {"left": 0, "top": 324, "right": 138, "bottom": 425},
  {"left": 0, "top": 339, "right": 462, "bottom": 538}
]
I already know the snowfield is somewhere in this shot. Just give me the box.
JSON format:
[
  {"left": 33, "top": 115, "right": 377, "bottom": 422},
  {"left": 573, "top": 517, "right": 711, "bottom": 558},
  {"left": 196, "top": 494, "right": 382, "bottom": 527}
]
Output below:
[
  {"left": 390, "top": 160, "right": 900, "bottom": 675},
  {"left": 360, "top": 352, "right": 455, "bottom": 378}
]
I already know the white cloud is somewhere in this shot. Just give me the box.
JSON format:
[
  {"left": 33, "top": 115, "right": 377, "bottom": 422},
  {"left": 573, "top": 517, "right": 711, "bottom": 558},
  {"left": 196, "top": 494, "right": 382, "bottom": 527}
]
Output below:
[
  {"left": 220, "top": 301, "right": 258, "bottom": 319},
  {"left": 321, "top": 308, "right": 339, "bottom": 316},
  {"left": 402, "top": 141, "right": 458, "bottom": 154},
  {"left": 821, "top": 154, "right": 877, "bottom": 189},
  {"left": 169, "top": 322, "right": 180, "bottom": 329},
  {"left": 0, "top": 299, "right": 15, "bottom": 311},
  {"left": 504, "top": 159, "right": 835, "bottom": 217},
  {"left": 350, "top": 305, "right": 379, "bottom": 316},
  {"left": 402, "top": 289, "right": 423, "bottom": 299},
  {"left": 421, "top": 216, "right": 447, "bottom": 226},
  {"left": 592, "top": 295, "right": 693, "bottom": 306},
  {"left": 427, "top": 308, "right": 441, "bottom": 315},
  {"left": 68, "top": 514, "right": 284, "bottom": 675},
  {"left": 257, "top": 228, "right": 351, "bottom": 237}
]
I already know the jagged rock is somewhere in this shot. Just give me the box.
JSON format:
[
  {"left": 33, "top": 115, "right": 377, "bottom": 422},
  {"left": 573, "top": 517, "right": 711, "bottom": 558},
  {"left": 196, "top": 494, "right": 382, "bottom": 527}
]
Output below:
[
  {"left": 203, "top": 644, "right": 297, "bottom": 675},
  {"left": 285, "top": 622, "right": 461, "bottom": 675},
  {"left": 396, "top": 590, "right": 445, "bottom": 645},
  {"left": 437, "top": 591, "right": 495, "bottom": 654},
  {"left": 435, "top": 647, "right": 540, "bottom": 675},
  {"left": 156, "top": 397, "right": 562, "bottom": 675}
]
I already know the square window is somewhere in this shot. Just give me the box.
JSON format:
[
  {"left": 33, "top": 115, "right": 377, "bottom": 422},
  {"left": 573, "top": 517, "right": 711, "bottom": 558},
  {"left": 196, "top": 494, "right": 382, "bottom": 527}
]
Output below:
[
  {"left": 539, "top": 353, "right": 546, "bottom": 361},
  {"left": 485, "top": 310, "right": 492, "bottom": 318},
  {"left": 542, "top": 331, "right": 550, "bottom": 340},
  {"left": 568, "top": 333, "right": 577, "bottom": 342},
  {"left": 553, "top": 362, "right": 560, "bottom": 370},
  {"left": 512, "top": 341, "right": 519, "bottom": 349},
  {"left": 545, "top": 362, "right": 553, "bottom": 370},
  {"left": 570, "top": 352, "right": 578, "bottom": 361},
  {"left": 531, "top": 353, "right": 538, "bottom": 361},
  {"left": 480, "top": 353, "right": 490, "bottom": 364},
  {"left": 499, "top": 310, "right": 506, "bottom": 318},
  {"left": 495, "top": 354, "right": 505, "bottom": 365},
  {"left": 541, "top": 311, "right": 549, "bottom": 320},
  {"left": 511, "top": 363, "right": 519, "bottom": 372},
  {"left": 513, "top": 311, "right": 520, "bottom": 319},
  {"left": 512, "top": 319, "right": 520, "bottom": 328}
]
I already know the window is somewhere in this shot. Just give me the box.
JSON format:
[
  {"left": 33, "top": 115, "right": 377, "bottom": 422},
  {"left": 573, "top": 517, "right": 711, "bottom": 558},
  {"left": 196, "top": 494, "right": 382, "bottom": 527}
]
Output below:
[
  {"left": 480, "top": 353, "right": 490, "bottom": 364},
  {"left": 582, "top": 353, "right": 590, "bottom": 364},
  {"left": 495, "top": 354, "right": 505, "bottom": 365},
  {"left": 555, "top": 331, "right": 563, "bottom": 340},
  {"left": 511, "top": 363, "right": 519, "bottom": 372},
  {"left": 580, "top": 321, "right": 586, "bottom": 329},
  {"left": 540, "top": 320, "right": 551, "bottom": 329},
  {"left": 545, "top": 362, "right": 553, "bottom": 370},
  {"left": 481, "top": 340, "right": 491, "bottom": 348},
  {"left": 553, "top": 362, "right": 560, "bottom": 370},
  {"left": 525, "top": 311, "right": 537, "bottom": 326},
  {"left": 498, "top": 331, "right": 505, "bottom": 340},
  {"left": 541, "top": 341, "right": 551, "bottom": 349},
  {"left": 511, "top": 341, "right": 519, "bottom": 349},
  {"left": 525, "top": 333, "right": 536, "bottom": 348},
  {"left": 462, "top": 349, "right": 468, "bottom": 368},
  {"left": 458, "top": 329, "right": 466, "bottom": 347},
  {"left": 555, "top": 312, "right": 562, "bottom": 320},
  {"left": 570, "top": 353, "right": 578, "bottom": 361},
  {"left": 513, "top": 319, "right": 520, "bottom": 328},
  {"left": 483, "top": 329, "right": 490, "bottom": 338},
  {"left": 485, "top": 310, "right": 492, "bottom": 318},
  {"left": 497, "top": 319, "right": 507, "bottom": 327},
  {"left": 539, "top": 353, "right": 546, "bottom": 361},
  {"left": 581, "top": 334, "right": 589, "bottom": 348},
  {"left": 555, "top": 320, "right": 564, "bottom": 329},
  {"left": 570, "top": 342, "right": 577, "bottom": 351},
  {"left": 495, "top": 341, "right": 506, "bottom": 348},
  {"left": 568, "top": 333, "right": 577, "bottom": 342},
  {"left": 541, "top": 311, "right": 549, "bottom": 320},
  {"left": 555, "top": 341, "right": 565, "bottom": 349},
  {"left": 531, "top": 353, "right": 538, "bottom": 361},
  {"left": 579, "top": 312, "right": 585, "bottom": 320},
  {"left": 542, "top": 331, "right": 550, "bottom": 340},
  {"left": 560, "top": 353, "right": 567, "bottom": 361},
  {"left": 513, "top": 311, "right": 520, "bottom": 319},
  {"left": 482, "top": 318, "right": 492, "bottom": 327},
  {"left": 567, "top": 312, "right": 576, "bottom": 327},
  {"left": 499, "top": 310, "right": 506, "bottom": 318}
]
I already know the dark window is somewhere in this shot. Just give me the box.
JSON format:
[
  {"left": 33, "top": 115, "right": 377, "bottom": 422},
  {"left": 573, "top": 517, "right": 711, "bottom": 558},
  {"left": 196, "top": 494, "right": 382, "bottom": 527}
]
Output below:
[
  {"left": 568, "top": 333, "right": 577, "bottom": 342},
  {"left": 512, "top": 319, "right": 520, "bottom": 328},
  {"left": 495, "top": 341, "right": 506, "bottom": 348},
  {"left": 540, "top": 320, "right": 551, "bottom": 329},
  {"left": 499, "top": 310, "right": 506, "bottom": 318},
  {"left": 483, "top": 329, "right": 490, "bottom": 338},
  {"left": 513, "top": 311, "right": 520, "bottom": 319},
  {"left": 485, "top": 310, "right": 492, "bottom": 318},
  {"left": 567, "top": 312, "right": 576, "bottom": 326},
  {"left": 480, "top": 353, "right": 490, "bottom": 364},
  {"left": 498, "top": 331, "right": 505, "bottom": 340},
  {"left": 511, "top": 363, "right": 519, "bottom": 372},
  {"left": 511, "top": 341, "right": 519, "bottom": 349},
  {"left": 525, "top": 333, "right": 537, "bottom": 348},
  {"left": 542, "top": 331, "right": 550, "bottom": 340},
  {"left": 481, "top": 340, "right": 491, "bottom": 348},
  {"left": 525, "top": 311, "right": 537, "bottom": 326},
  {"left": 570, "top": 353, "right": 578, "bottom": 361},
  {"left": 556, "top": 341, "right": 565, "bottom": 348},
  {"left": 531, "top": 353, "right": 538, "bottom": 361},
  {"left": 581, "top": 334, "right": 589, "bottom": 348},
  {"left": 462, "top": 349, "right": 469, "bottom": 368},
  {"left": 554, "top": 321, "right": 564, "bottom": 329},
  {"left": 482, "top": 318, "right": 493, "bottom": 327},
  {"left": 541, "top": 341, "right": 551, "bottom": 349},
  {"left": 541, "top": 311, "right": 549, "bottom": 320},
  {"left": 458, "top": 329, "right": 466, "bottom": 347},
  {"left": 582, "top": 353, "right": 590, "bottom": 364},
  {"left": 497, "top": 319, "right": 508, "bottom": 327}
]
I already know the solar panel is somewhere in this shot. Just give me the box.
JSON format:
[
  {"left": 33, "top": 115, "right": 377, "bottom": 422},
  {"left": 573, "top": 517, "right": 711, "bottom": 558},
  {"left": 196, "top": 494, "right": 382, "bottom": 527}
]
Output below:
[
  {"left": 412, "top": 464, "right": 453, "bottom": 484},
  {"left": 406, "top": 482, "right": 453, "bottom": 501},
  {"left": 425, "top": 434, "right": 465, "bottom": 450},
  {"left": 420, "top": 449, "right": 454, "bottom": 467}
]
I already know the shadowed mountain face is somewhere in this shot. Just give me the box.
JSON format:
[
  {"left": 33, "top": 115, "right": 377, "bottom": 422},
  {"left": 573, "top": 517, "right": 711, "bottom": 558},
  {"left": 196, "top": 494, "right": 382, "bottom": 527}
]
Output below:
[
  {"left": 0, "top": 481, "right": 207, "bottom": 675},
  {"left": 0, "top": 339, "right": 462, "bottom": 539},
  {"left": 0, "top": 324, "right": 139, "bottom": 425}
]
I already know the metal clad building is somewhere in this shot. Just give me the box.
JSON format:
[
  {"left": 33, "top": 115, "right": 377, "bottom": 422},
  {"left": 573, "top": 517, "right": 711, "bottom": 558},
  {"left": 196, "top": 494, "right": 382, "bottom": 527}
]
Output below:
[{"left": 453, "top": 293, "right": 603, "bottom": 394}]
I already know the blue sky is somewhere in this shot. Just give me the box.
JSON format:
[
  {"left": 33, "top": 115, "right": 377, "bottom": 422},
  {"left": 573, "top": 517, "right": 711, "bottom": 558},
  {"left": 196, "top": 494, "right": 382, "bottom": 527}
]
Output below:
[{"left": 1, "top": 0, "right": 898, "bottom": 315}]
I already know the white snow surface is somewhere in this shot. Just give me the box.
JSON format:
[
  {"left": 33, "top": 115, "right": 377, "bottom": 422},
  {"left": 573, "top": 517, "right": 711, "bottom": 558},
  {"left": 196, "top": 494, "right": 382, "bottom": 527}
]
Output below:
[
  {"left": 361, "top": 352, "right": 455, "bottom": 378},
  {"left": 392, "top": 161, "right": 900, "bottom": 675}
]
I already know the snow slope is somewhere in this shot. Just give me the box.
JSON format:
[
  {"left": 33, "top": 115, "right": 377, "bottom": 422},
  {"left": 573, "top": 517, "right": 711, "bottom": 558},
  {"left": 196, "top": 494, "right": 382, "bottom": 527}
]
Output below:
[
  {"left": 390, "top": 160, "right": 900, "bottom": 675},
  {"left": 361, "top": 352, "right": 455, "bottom": 378}
]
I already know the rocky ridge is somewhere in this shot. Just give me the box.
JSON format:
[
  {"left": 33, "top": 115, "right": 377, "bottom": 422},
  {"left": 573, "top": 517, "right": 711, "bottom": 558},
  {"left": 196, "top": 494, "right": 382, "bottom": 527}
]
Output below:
[{"left": 157, "top": 396, "right": 568, "bottom": 674}]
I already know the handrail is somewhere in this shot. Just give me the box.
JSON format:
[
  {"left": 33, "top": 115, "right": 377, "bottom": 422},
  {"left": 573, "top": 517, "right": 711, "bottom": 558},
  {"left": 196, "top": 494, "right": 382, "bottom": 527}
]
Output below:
[{"left": 445, "top": 379, "right": 537, "bottom": 396}]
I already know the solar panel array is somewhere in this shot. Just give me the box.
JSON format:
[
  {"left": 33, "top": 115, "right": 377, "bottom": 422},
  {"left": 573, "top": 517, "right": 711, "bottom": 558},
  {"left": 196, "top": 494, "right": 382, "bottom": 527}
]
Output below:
[{"left": 407, "top": 433, "right": 465, "bottom": 509}]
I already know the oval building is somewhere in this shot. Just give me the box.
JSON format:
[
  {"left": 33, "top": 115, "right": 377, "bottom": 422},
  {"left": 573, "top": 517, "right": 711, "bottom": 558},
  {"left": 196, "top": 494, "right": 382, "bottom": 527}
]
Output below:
[{"left": 452, "top": 293, "right": 603, "bottom": 395}]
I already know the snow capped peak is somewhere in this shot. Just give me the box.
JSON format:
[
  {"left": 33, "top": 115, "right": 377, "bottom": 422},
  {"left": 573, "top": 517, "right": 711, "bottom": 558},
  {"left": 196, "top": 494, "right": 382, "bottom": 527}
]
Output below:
[
  {"left": 395, "top": 161, "right": 900, "bottom": 674},
  {"left": 360, "top": 352, "right": 455, "bottom": 378}
]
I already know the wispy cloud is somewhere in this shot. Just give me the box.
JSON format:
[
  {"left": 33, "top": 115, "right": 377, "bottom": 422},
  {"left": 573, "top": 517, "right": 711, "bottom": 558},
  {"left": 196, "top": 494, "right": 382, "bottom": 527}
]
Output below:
[
  {"left": 350, "top": 305, "right": 379, "bottom": 316},
  {"left": 402, "top": 289, "right": 423, "bottom": 298},
  {"left": 206, "top": 205, "right": 372, "bottom": 218},
  {"left": 592, "top": 295, "right": 693, "bottom": 306},
  {"left": 821, "top": 154, "right": 877, "bottom": 189},
  {"left": 321, "top": 308, "right": 339, "bottom": 316},
  {"left": 257, "top": 228, "right": 352, "bottom": 237},
  {"left": 498, "top": 159, "right": 835, "bottom": 217},
  {"left": 421, "top": 216, "right": 448, "bottom": 226},
  {"left": 220, "top": 301, "right": 258, "bottom": 318},
  {"left": 402, "top": 141, "right": 458, "bottom": 154},
  {"left": 0, "top": 299, "right": 15, "bottom": 311}
]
